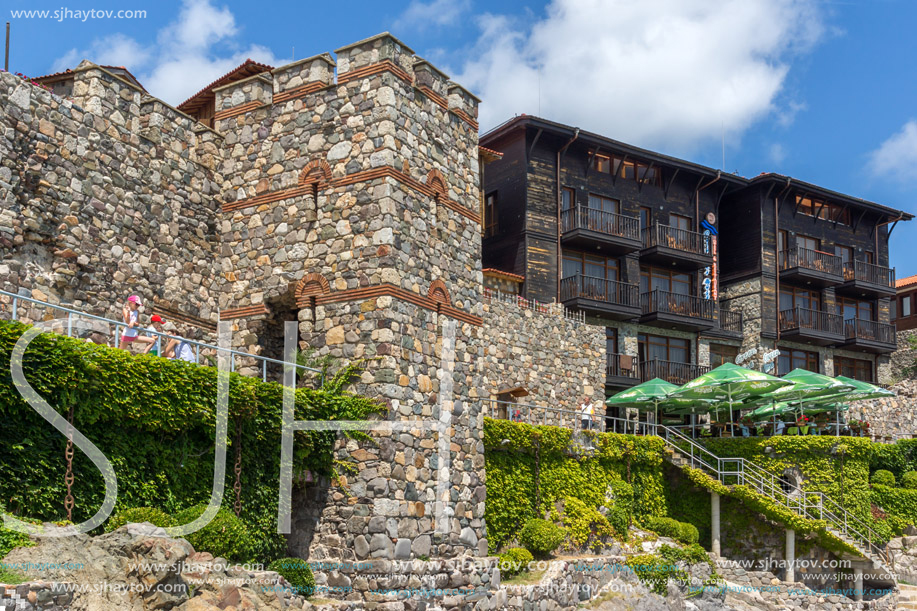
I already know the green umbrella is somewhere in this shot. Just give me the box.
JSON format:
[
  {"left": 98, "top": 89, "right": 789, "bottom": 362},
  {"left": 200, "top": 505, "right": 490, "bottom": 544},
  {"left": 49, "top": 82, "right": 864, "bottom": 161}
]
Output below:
[
  {"left": 672, "top": 363, "right": 794, "bottom": 424},
  {"left": 762, "top": 368, "right": 854, "bottom": 409},
  {"left": 834, "top": 376, "right": 895, "bottom": 402},
  {"left": 749, "top": 400, "right": 796, "bottom": 421},
  {"left": 606, "top": 378, "right": 697, "bottom": 428},
  {"left": 804, "top": 402, "right": 849, "bottom": 417}
]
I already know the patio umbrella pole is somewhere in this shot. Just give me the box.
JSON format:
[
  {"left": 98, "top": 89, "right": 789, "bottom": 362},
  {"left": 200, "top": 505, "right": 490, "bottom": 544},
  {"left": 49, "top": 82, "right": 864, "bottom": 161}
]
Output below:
[{"left": 836, "top": 408, "right": 840, "bottom": 437}]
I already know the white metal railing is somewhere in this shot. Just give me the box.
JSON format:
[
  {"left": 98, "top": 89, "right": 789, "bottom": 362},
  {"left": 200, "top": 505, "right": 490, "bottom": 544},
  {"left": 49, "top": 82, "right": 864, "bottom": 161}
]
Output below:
[
  {"left": 0, "top": 289, "right": 323, "bottom": 386},
  {"left": 483, "top": 399, "right": 604, "bottom": 431},
  {"left": 651, "top": 422, "right": 889, "bottom": 568},
  {"left": 482, "top": 287, "right": 586, "bottom": 325}
]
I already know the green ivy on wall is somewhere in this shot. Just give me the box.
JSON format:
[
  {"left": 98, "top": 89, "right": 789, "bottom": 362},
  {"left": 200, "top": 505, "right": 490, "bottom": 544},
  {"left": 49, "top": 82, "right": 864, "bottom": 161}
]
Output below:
[
  {"left": 0, "top": 320, "right": 384, "bottom": 562},
  {"left": 483, "top": 418, "right": 667, "bottom": 552}
]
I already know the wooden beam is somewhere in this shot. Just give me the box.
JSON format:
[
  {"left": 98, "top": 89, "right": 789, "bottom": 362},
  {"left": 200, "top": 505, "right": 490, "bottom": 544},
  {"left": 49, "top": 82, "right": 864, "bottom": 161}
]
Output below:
[
  {"left": 813, "top": 199, "right": 825, "bottom": 225},
  {"left": 832, "top": 203, "right": 849, "bottom": 229},
  {"left": 852, "top": 208, "right": 868, "bottom": 232},
  {"left": 586, "top": 146, "right": 600, "bottom": 178},
  {"left": 612, "top": 153, "right": 627, "bottom": 186},
  {"left": 715, "top": 182, "right": 729, "bottom": 208},
  {"left": 663, "top": 167, "right": 680, "bottom": 201},
  {"left": 527, "top": 128, "right": 543, "bottom": 163},
  {"left": 792, "top": 192, "right": 807, "bottom": 218},
  {"left": 888, "top": 218, "right": 901, "bottom": 239},
  {"left": 638, "top": 161, "right": 655, "bottom": 193}
]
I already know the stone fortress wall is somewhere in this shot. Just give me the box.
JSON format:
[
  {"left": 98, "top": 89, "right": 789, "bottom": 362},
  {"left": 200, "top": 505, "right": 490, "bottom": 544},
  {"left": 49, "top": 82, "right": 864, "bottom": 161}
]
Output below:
[{"left": 0, "top": 32, "right": 607, "bottom": 568}]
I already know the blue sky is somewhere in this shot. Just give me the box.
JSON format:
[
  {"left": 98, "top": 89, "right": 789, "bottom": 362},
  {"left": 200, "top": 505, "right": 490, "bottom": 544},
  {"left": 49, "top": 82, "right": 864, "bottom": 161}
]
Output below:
[{"left": 6, "top": 0, "right": 917, "bottom": 271}]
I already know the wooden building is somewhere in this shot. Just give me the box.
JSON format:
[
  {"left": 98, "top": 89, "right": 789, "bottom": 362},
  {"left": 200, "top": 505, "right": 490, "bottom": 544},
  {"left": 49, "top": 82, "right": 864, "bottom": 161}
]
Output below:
[{"left": 480, "top": 115, "right": 910, "bottom": 401}]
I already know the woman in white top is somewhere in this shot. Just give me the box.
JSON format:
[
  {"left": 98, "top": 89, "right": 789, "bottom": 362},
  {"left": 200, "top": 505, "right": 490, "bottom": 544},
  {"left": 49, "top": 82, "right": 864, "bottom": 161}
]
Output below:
[
  {"left": 119, "top": 295, "right": 143, "bottom": 350},
  {"left": 165, "top": 327, "right": 198, "bottom": 363}
]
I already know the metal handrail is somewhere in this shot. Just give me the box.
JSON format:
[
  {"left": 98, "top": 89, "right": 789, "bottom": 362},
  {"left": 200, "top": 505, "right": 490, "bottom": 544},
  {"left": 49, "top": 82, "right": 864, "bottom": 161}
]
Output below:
[
  {"left": 778, "top": 306, "right": 843, "bottom": 336},
  {"left": 779, "top": 247, "right": 843, "bottom": 276},
  {"left": 560, "top": 206, "right": 640, "bottom": 240},
  {"left": 843, "top": 260, "right": 895, "bottom": 288},
  {"left": 843, "top": 318, "right": 896, "bottom": 345},
  {"left": 653, "top": 423, "right": 889, "bottom": 566},
  {"left": 642, "top": 223, "right": 710, "bottom": 256},
  {"left": 483, "top": 399, "right": 605, "bottom": 430},
  {"left": 560, "top": 275, "right": 639, "bottom": 307},
  {"left": 0, "top": 289, "right": 324, "bottom": 386}
]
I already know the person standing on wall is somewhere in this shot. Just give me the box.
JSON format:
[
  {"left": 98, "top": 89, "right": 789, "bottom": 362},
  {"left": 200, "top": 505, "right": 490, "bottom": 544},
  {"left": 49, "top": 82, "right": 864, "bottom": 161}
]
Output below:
[
  {"left": 119, "top": 295, "right": 143, "bottom": 350},
  {"left": 580, "top": 396, "right": 595, "bottom": 431}
]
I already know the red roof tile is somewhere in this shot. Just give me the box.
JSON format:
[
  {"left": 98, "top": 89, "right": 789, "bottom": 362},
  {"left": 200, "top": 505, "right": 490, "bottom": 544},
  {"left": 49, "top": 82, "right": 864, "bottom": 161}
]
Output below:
[
  {"left": 177, "top": 59, "right": 274, "bottom": 115},
  {"left": 483, "top": 268, "right": 524, "bottom": 282},
  {"left": 897, "top": 274, "right": 917, "bottom": 290}
]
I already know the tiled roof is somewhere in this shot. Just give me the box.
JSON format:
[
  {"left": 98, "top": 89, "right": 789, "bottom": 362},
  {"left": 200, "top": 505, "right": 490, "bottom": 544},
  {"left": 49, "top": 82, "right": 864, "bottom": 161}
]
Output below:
[
  {"left": 33, "top": 65, "right": 147, "bottom": 91},
  {"left": 897, "top": 274, "right": 917, "bottom": 290},
  {"left": 177, "top": 59, "right": 273, "bottom": 115},
  {"left": 483, "top": 268, "right": 524, "bottom": 282}
]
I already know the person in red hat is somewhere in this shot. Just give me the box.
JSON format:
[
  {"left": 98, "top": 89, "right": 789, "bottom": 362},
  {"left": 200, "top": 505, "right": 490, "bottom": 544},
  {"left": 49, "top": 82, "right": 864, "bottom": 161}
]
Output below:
[{"left": 138, "top": 314, "right": 165, "bottom": 355}]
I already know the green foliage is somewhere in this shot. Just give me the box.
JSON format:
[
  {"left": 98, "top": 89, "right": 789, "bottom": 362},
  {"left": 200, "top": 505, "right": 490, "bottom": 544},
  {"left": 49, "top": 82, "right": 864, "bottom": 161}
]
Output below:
[
  {"left": 268, "top": 557, "right": 315, "bottom": 596},
  {"left": 625, "top": 553, "right": 684, "bottom": 596},
  {"left": 902, "top": 472, "right": 917, "bottom": 490},
  {"left": 658, "top": 543, "right": 711, "bottom": 567},
  {"left": 518, "top": 519, "right": 566, "bottom": 557},
  {"left": 0, "top": 567, "right": 25, "bottom": 584},
  {"left": 871, "top": 485, "right": 917, "bottom": 528},
  {"left": 105, "top": 507, "right": 174, "bottom": 532},
  {"left": 173, "top": 504, "right": 255, "bottom": 563},
  {"left": 0, "top": 524, "right": 34, "bottom": 559},
  {"left": 872, "top": 470, "right": 896, "bottom": 487},
  {"left": 561, "top": 497, "right": 615, "bottom": 550},
  {"left": 643, "top": 516, "right": 699, "bottom": 545},
  {"left": 0, "top": 321, "right": 383, "bottom": 564},
  {"left": 483, "top": 418, "right": 666, "bottom": 552},
  {"left": 497, "top": 547, "right": 533, "bottom": 579},
  {"left": 871, "top": 439, "right": 917, "bottom": 477},
  {"left": 607, "top": 506, "right": 628, "bottom": 539}
]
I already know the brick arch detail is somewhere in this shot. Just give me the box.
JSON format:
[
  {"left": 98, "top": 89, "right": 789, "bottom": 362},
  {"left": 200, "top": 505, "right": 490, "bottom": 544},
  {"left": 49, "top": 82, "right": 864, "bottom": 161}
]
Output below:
[
  {"left": 295, "top": 272, "right": 331, "bottom": 302},
  {"left": 299, "top": 158, "right": 332, "bottom": 187},
  {"left": 426, "top": 168, "right": 447, "bottom": 200},
  {"left": 427, "top": 279, "right": 451, "bottom": 306}
]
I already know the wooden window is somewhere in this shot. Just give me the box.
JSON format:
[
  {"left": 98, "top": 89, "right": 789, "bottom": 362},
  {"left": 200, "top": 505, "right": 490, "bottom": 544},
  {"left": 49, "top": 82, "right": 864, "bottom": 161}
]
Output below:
[
  {"left": 779, "top": 286, "right": 821, "bottom": 311},
  {"left": 798, "top": 235, "right": 820, "bottom": 252},
  {"left": 619, "top": 159, "right": 636, "bottom": 181},
  {"left": 777, "top": 347, "right": 819, "bottom": 375},
  {"left": 865, "top": 251, "right": 875, "bottom": 264},
  {"left": 484, "top": 192, "right": 498, "bottom": 238},
  {"left": 640, "top": 207, "right": 652, "bottom": 230},
  {"left": 638, "top": 333, "right": 689, "bottom": 363},
  {"left": 668, "top": 214, "right": 692, "bottom": 231},
  {"left": 563, "top": 251, "right": 619, "bottom": 280},
  {"left": 835, "top": 245, "right": 853, "bottom": 265},
  {"left": 796, "top": 195, "right": 851, "bottom": 225},
  {"left": 587, "top": 194, "right": 620, "bottom": 214},
  {"left": 710, "top": 344, "right": 739, "bottom": 367},
  {"left": 641, "top": 266, "right": 693, "bottom": 295},
  {"left": 903, "top": 295, "right": 912, "bottom": 317},
  {"left": 606, "top": 327, "right": 618, "bottom": 355},
  {"left": 835, "top": 356, "right": 873, "bottom": 383},
  {"left": 561, "top": 187, "right": 575, "bottom": 212},
  {"left": 639, "top": 164, "right": 661, "bottom": 186},
  {"left": 778, "top": 230, "right": 788, "bottom": 252},
  {"left": 835, "top": 297, "right": 875, "bottom": 322},
  {"left": 594, "top": 154, "right": 612, "bottom": 174}
]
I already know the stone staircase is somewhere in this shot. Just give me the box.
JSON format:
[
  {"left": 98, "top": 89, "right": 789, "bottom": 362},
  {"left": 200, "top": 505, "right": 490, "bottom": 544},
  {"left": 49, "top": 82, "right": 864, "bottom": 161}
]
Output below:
[
  {"left": 900, "top": 584, "right": 917, "bottom": 609},
  {"left": 655, "top": 426, "right": 890, "bottom": 573}
]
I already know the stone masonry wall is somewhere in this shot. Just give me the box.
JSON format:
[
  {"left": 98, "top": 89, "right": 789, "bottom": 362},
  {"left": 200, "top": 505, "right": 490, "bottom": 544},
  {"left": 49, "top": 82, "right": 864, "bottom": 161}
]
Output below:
[
  {"left": 480, "top": 292, "right": 605, "bottom": 428},
  {"left": 0, "top": 66, "right": 223, "bottom": 331}
]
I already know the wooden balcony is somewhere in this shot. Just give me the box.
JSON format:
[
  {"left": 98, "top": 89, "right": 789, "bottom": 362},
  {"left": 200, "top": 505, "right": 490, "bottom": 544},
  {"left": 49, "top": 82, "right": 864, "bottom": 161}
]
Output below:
[
  {"left": 559, "top": 275, "right": 641, "bottom": 320},
  {"left": 639, "top": 359, "right": 710, "bottom": 385},
  {"left": 778, "top": 247, "right": 842, "bottom": 288},
  {"left": 606, "top": 353, "right": 640, "bottom": 388},
  {"left": 639, "top": 289, "right": 716, "bottom": 331},
  {"left": 706, "top": 308, "right": 744, "bottom": 339},
  {"left": 836, "top": 319, "right": 896, "bottom": 354},
  {"left": 778, "top": 307, "right": 844, "bottom": 346},
  {"left": 837, "top": 261, "right": 896, "bottom": 298},
  {"left": 560, "top": 207, "right": 642, "bottom": 255},
  {"left": 640, "top": 224, "right": 713, "bottom": 270}
]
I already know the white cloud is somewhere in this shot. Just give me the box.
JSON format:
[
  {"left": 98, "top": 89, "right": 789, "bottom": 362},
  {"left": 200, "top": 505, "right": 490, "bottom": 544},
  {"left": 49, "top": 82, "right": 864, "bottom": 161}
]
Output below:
[
  {"left": 455, "top": 0, "right": 824, "bottom": 151},
  {"left": 769, "top": 143, "right": 787, "bottom": 165},
  {"left": 868, "top": 120, "right": 917, "bottom": 183},
  {"left": 51, "top": 0, "right": 287, "bottom": 104},
  {"left": 395, "top": 0, "right": 473, "bottom": 31}
]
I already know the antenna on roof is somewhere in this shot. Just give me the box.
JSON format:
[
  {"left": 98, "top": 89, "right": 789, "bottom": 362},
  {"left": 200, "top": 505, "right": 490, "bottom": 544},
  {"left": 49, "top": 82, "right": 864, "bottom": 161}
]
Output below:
[
  {"left": 292, "top": 46, "right": 295, "bottom": 61},
  {"left": 721, "top": 120, "right": 725, "bottom": 170}
]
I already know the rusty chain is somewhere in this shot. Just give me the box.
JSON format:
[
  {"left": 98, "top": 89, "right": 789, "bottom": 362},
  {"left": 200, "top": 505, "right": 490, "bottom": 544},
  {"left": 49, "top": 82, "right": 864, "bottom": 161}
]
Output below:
[
  {"left": 64, "top": 405, "right": 75, "bottom": 522},
  {"left": 233, "top": 420, "right": 242, "bottom": 516}
]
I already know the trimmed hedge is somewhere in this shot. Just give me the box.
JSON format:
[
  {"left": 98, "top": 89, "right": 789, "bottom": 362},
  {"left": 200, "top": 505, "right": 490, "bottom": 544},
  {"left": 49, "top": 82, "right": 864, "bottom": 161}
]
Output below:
[
  {"left": 872, "top": 470, "right": 896, "bottom": 487},
  {"left": 0, "top": 320, "right": 383, "bottom": 563},
  {"left": 644, "top": 516, "right": 699, "bottom": 545},
  {"left": 105, "top": 507, "right": 174, "bottom": 532},
  {"left": 518, "top": 519, "right": 565, "bottom": 557},
  {"left": 901, "top": 471, "right": 917, "bottom": 490},
  {"left": 173, "top": 504, "right": 255, "bottom": 563},
  {"left": 497, "top": 547, "right": 533, "bottom": 579},
  {"left": 268, "top": 557, "right": 315, "bottom": 596}
]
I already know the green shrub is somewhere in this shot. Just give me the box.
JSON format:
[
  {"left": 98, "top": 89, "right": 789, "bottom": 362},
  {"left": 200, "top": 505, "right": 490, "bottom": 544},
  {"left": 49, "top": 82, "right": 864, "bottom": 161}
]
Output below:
[
  {"left": 497, "top": 547, "right": 534, "bottom": 579},
  {"left": 561, "top": 497, "right": 615, "bottom": 550},
  {"left": 268, "top": 557, "right": 315, "bottom": 596},
  {"left": 902, "top": 471, "right": 917, "bottom": 490},
  {"left": 872, "top": 470, "right": 896, "bottom": 487},
  {"left": 607, "top": 506, "right": 629, "bottom": 538},
  {"left": 172, "top": 504, "right": 255, "bottom": 563},
  {"left": 518, "top": 519, "right": 566, "bottom": 557},
  {"left": 659, "top": 543, "right": 710, "bottom": 566},
  {"left": 105, "top": 507, "right": 174, "bottom": 532},
  {"left": 644, "top": 516, "right": 698, "bottom": 545}
]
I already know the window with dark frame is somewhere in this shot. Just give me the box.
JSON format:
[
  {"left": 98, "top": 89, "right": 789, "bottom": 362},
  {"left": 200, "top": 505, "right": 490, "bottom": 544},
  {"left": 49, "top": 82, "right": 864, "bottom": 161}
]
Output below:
[
  {"left": 779, "top": 286, "right": 821, "bottom": 311},
  {"left": 638, "top": 333, "right": 689, "bottom": 364},
  {"left": 640, "top": 266, "right": 693, "bottom": 295},
  {"left": 640, "top": 207, "right": 652, "bottom": 230},
  {"left": 563, "top": 251, "right": 620, "bottom": 281},
  {"left": 835, "top": 356, "right": 874, "bottom": 383},
  {"left": 606, "top": 327, "right": 618, "bottom": 355},
  {"left": 561, "top": 187, "right": 575, "bottom": 212},
  {"left": 587, "top": 194, "right": 620, "bottom": 214},
  {"left": 710, "top": 344, "right": 739, "bottom": 367},
  {"left": 795, "top": 195, "right": 852, "bottom": 225},
  {"left": 668, "top": 214, "right": 692, "bottom": 231},
  {"left": 591, "top": 153, "right": 663, "bottom": 187},
  {"left": 835, "top": 297, "right": 875, "bottom": 321},
  {"left": 484, "top": 192, "right": 498, "bottom": 238},
  {"left": 797, "top": 235, "right": 820, "bottom": 252},
  {"left": 865, "top": 251, "right": 875, "bottom": 265},
  {"left": 903, "top": 295, "right": 913, "bottom": 317},
  {"left": 777, "top": 348, "right": 819, "bottom": 375},
  {"left": 835, "top": 245, "right": 853, "bottom": 266}
]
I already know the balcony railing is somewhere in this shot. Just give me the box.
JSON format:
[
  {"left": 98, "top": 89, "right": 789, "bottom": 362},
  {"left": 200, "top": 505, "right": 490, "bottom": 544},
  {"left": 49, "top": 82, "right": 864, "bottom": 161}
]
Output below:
[
  {"left": 778, "top": 307, "right": 843, "bottom": 336},
  {"left": 560, "top": 206, "right": 640, "bottom": 241},
  {"left": 642, "top": 224, "right": 710, "bottom": 256},
  {"left": 843, "top": 260, "right": 895, "bottom": 289},
  {"left": 778, "top": 247, "right": 842, "bottom": 277},
  {"left": 560, "top": 275, "right": 639, "bottom": 307},
  {"left": 718, "top": 309, "right": 743, "bottom": 333},
  {"left": 639, "top": 359, "right": 710, "bottom": 385},
  {"left": 641, "top": 289, "right": 715, "bottom": 320},
  {"left": 844, "top": 318, "right": 896, "bottom": 345},
  {"left": 607, "top": 353, "right": 639, "bottom": 380}
]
